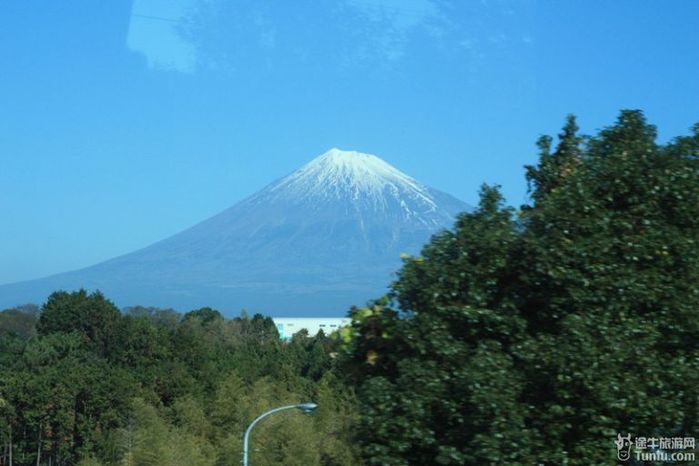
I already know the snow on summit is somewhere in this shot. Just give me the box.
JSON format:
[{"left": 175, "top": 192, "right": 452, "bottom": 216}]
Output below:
[{"left": 270, "top": 148, "right": 437, "bottom": 209}]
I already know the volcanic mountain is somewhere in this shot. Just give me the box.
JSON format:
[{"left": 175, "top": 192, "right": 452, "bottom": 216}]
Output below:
[{"left": 0, "top": 149, "right": 470, "bottom": 315}]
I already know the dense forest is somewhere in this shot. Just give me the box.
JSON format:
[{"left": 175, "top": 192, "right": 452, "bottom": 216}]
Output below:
[
  {"left": 2, "top": 110, "right": 698, "bottom": 465},
  {"left": 0, "top": 298, "right": 360, "bottom": 466}
]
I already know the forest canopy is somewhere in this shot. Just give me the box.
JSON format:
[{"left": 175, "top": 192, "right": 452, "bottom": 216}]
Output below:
[{"left": 0, "top": 296, "right": 359, "bottom": 466}]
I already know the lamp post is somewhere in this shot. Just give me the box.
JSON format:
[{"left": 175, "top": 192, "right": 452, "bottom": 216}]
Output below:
[{"left": 242, "top": 402, "right": 318, "bottom": 466}]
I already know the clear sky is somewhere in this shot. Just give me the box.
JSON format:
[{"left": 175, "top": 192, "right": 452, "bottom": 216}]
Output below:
[{"left": 1, "top": 0, "right": 698, "bottom": 285}]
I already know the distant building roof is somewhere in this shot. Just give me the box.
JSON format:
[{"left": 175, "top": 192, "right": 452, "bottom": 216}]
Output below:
[{"left": 272, "top": 317, "right": 350, "bottom": 340}]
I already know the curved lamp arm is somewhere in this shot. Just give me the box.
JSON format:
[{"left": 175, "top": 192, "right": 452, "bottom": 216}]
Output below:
[{"left": 242, "top": 403, "right": 317, "bottom": 466}]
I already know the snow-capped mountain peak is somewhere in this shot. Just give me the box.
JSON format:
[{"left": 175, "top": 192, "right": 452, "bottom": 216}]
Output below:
[
  {"left": 0, "top": 148, "right": 471, "bottom": 315},
  {"left": 269, "top": 148, "right": 436, "bottom": 208}
]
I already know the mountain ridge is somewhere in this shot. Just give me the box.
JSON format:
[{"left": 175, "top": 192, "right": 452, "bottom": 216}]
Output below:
[{"left": 0, "top": 149, "right": 471, "bottom": 315}]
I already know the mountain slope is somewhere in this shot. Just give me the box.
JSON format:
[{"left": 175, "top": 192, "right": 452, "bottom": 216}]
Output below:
[{"left": 0, "top": 149, "right": 470, "bottom": 315}]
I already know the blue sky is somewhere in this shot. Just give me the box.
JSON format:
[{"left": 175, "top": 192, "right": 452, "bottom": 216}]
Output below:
[{"left": 1, "top": 0, "right": 698, "bottom": 284}]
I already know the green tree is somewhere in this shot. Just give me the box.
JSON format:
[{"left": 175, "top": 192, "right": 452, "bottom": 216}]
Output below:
[
  {"left": 182, "top": 307, "right": 223, "bottom": 325},
  {"left": 525, "top": 114, "right": 583, "bottom": 204},
  {"left": 345, "top": 110, "right": 699, "bottom": 465},
  {"left": 516, "top": 110, "right": 699, "bottom": 462},
  {"left": 0, "top": 304, "right": 39, "bottom": 339},
  {"left": 344, "top": 187, "right": 531, "bottom": 465},
  {"left": 118, "top": 398, "right": 215, "bottom": 466},
  {"left": 37, "top": 289, "right": 121, "bottom": 357}
]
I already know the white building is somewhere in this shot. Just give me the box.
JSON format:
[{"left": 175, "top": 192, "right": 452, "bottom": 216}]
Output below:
[{"left": 272, "top": 317, "right": 350, "bottom": 340}]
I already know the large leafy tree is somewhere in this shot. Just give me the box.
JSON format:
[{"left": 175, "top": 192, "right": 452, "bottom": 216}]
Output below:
[
  {"left": 344, "top": 188, "right": 532, "bottom": 465},
  {"left": 37, "top": 290, "right": 121, "bottom": 357},
  {"left": 0, "top": 304, "right": 39, "bottom": 339},
  {"left": 345, "top": 110, "right": 699, "bottom": 465},
  {"left": 517, "top": 111, "right": 699, "bottom": 462}
]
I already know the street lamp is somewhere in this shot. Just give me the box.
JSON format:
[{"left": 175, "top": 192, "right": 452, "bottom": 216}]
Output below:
[{"left": 242, "top": 402, "right": 318, "bottom": 466}]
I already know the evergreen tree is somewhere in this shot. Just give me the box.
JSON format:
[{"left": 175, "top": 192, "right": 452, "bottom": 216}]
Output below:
[{"left": 37, "top": 290, "right": 121, "bottom": 357}]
